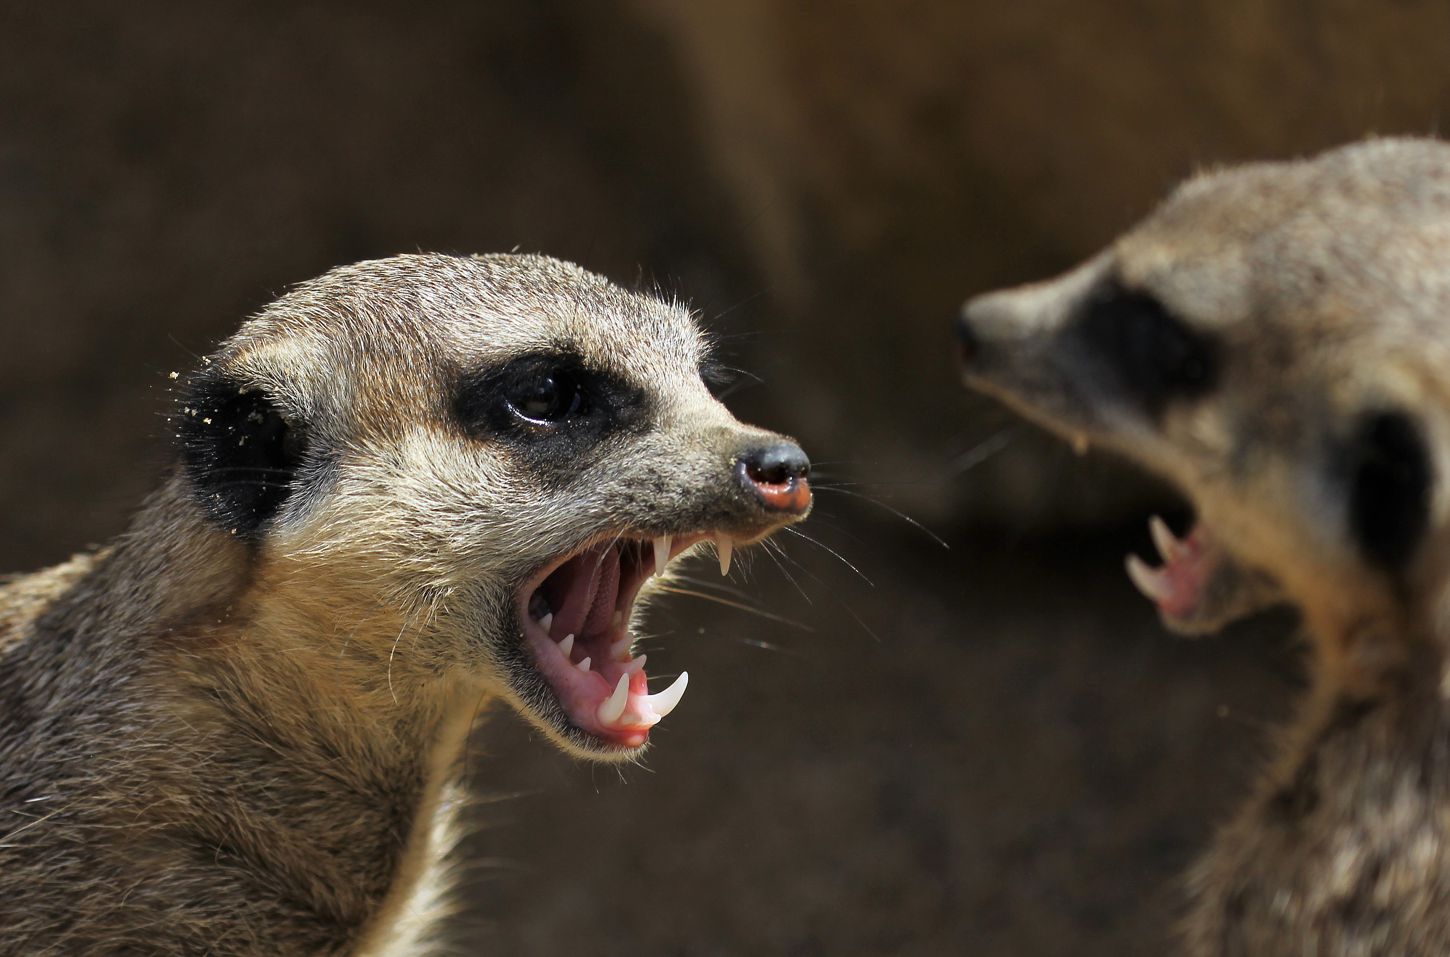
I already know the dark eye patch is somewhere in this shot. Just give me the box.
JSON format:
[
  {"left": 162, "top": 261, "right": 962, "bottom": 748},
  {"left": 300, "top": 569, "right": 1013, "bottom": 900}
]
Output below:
[
  {"left": 1070, "top": 281, "right": 1221, "bottom": 415},
  {"left": 1345, "top": 410, "right": 1432, "bottom": 569},
  {"left": 178, "top": 368, "right": 309, "bottom": 539},
  {"left": 454, "top": 352, "right": 650, "bottom": 462}
]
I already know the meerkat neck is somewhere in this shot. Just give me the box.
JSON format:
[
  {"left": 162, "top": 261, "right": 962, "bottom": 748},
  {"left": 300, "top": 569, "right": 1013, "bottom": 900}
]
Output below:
[{"left": 23, "top": 473, "right": 484, "bottom": 952}]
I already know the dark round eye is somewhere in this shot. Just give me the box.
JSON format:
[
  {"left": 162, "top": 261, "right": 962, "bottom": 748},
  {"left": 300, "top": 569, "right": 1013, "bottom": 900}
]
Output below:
[{"left": 507, "top": 369, "right": 585, "bottom": 423}]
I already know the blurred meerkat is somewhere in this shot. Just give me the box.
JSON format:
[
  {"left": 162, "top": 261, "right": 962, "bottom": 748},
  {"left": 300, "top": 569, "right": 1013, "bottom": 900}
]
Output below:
[
  {"left": 0, "top": 253, "right": 811, "bottom": 955},
  {"left": 960, "top": 138, "right": 1450, "bottom": 954}
]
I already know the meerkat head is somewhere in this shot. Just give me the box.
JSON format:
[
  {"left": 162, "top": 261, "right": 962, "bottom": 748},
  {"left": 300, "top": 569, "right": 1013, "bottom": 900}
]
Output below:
[
  {"left": 959, "top": 139, "right": 1450, "bottom": 658},
  {"left": 174, "top": 253, "right": 810, "bottom": 759}
]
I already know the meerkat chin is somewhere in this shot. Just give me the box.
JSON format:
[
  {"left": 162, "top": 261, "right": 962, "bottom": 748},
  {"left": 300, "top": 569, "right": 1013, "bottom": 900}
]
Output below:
[
  {"left": 959, "top": 138, "right": 1450, "bottom": 953},
  {"left": 0, "top": 252, "right": 810, "bottom": 953}
]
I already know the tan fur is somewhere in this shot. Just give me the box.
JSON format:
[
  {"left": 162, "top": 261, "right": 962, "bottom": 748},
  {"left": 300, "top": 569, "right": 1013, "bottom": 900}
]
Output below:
[
  {"left": 0, "top": 253, "right": 808, "bottom": 954},
  {"left": 961, "top": 139, "right": 1450, "bottom": 953}
]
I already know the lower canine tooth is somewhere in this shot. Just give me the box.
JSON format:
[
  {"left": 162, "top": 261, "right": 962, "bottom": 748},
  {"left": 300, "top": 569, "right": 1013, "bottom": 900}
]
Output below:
[
  {"left": 1124, "top": 554, "right": 1173, "bottom": 603},
  {"left": 558, "top": 634, "right": 575, "bottom": 658},
  {"left": 645, "top": 671, "right": 689, "bottom": 719},
  {"left": 576, "top": 657, "right": 591, "bottom": 673},
  {"left": 598, "top": 674, "right": 630, "bottom": 726},
  {"left": 622, "top": 654, "right": 647, "bottom": 674},
  {"left": 717, "top": 535, "right": 734, "bottom": 576},
  {"left": 654, "top": 535, "right": 673, "bottom": 577},
  {"left": 611, "top": 635, "right": 633, "bottom": 661}
]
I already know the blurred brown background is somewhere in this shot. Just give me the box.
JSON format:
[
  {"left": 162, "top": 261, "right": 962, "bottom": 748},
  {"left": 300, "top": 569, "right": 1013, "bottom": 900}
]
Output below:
[{"left": 3, "top": 2, "right": 1449, "bottom": 953}]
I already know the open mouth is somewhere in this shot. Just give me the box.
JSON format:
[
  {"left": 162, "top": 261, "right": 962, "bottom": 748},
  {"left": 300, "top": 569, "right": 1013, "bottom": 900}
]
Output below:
[
  {"left": 516, "top": 530, "right": 736, "bottom": 750},
  {"left": 1125, "top": 515, "right": 1218, "bottom": 621},
  {"left": 1123, "top": 510, "right": 1283, "bottom": 635}
]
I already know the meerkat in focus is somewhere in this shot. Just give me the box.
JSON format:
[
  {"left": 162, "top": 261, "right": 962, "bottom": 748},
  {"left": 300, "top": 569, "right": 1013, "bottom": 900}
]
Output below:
[
  {"left": 960, "top": 138, "right": 1450, "bottom": 954},
  {"left": 0, "top": 253, "right": 811, "bottom": 955}
]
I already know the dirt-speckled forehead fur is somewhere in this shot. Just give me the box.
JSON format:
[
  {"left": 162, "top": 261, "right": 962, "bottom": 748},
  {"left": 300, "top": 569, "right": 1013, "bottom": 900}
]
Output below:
[{"left": 220, "top": 252, "right": 709, "bottom": 437}]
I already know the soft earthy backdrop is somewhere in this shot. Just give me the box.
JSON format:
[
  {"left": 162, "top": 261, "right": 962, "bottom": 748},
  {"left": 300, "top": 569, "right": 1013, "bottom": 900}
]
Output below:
[{"left": 4, "top": 3, "right": 1447, "bottom": 952}]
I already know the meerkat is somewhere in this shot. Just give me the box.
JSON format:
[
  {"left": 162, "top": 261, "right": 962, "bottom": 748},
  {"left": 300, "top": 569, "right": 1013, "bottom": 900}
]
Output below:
[
  {"left": 0, "top": 253, "right": 812, "bottom": 956},
  {"left": 959, "top": 138, "right": 1450, "bottom": 954}
]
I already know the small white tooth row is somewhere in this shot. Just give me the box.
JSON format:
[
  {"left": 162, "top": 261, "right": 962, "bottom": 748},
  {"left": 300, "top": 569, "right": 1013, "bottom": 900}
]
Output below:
[
  {"left": 651, "top": 533, "right": 736, "bottom": 578},
  {"left": 548, "top": 623, "right": 647, "bottom": 677},
  {"left": 596, "top": 671, "right": 689, "bottom": 728}
]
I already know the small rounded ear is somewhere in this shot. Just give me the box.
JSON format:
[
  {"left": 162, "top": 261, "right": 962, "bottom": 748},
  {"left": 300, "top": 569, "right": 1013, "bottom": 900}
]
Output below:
[
  {"left": 177, "top": 367, "right": 309, "bottom": 539},
  {"left": 1347, "top": 410, "right": 1432, "bottom": 570}
]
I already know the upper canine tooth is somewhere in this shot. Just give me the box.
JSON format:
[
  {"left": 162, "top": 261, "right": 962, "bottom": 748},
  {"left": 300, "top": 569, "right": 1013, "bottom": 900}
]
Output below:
[
  {"left": 558, "top": 634, "right": 575, "bottom": 658},
  {"left": 598, "top": 674, "right": 630, "bottom": 726},
  {"left": 1124, "top": 554, "right": 1173, "bottom": 603},
  {"left": 717, "top": 534, "right": 734, "bottom": 576},
  {"left": 539, "top": 612, "right": 554, "bottom": 634},
  {"left": 654, "top": 535, "right": 673, "bottom": 576},
  {"left": 645, "top": 671, "right": 689, "bottom": 719},
  {"left": 1148, "top": 515, "right": 1182, "bottom": 562}
]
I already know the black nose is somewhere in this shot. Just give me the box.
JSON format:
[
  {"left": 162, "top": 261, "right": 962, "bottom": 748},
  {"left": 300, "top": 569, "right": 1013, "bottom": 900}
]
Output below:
[
  {"left": 955, "top": 306, "right": 979, "bottom": 365},
  {"left": 736, "top": 442, "right": 812, "bottom": 514}
]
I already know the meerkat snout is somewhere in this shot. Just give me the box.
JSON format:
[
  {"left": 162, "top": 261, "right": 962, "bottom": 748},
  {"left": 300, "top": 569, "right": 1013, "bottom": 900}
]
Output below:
[{"left": 735, "top": 441, "right": 812, "bottom": 513}]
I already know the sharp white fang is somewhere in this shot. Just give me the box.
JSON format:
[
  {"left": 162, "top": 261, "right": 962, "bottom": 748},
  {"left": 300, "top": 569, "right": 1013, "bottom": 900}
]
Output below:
[
  {"left": 1148, "top": 515, "right": 1182, "bottom": 562},
  {"left": 717, "top": 534, "right": 733, "bottom": 576},
  {"left": 558, "top": 634, "right": 575, "bottom": 658},
  {"left": 622, "top": 654, "right": 647, "bottom": 674},
  {"left": 598, "top": 674, "right": 629, "bottom": 726},
  {"left": 539, "top": 612, "right": 553, "bottom": 633},
  {"left": 645, "top": 671, "right": 689, "bottom": 719},
  {"left": 654, "top": 534, "right": 673, "bottom": 576},
  {"left": 1124, "top": 554, "right": 1173, "bottom": 603},
  {"left": 576, "top": 656, "right": 591, "bottom": 673},
  {"left": 611, "top": 635, "right": 633, "bottom": 661}
]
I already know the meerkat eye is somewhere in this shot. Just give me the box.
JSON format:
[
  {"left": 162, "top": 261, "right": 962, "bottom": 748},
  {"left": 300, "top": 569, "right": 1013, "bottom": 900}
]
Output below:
[
  {"left": 455, "top": 354, "right": 630, "bottom": 444},
  {"left": 1072, "top": 281, "right": 1221, "bottom": 415},
  {"left": 507, "top": 368, "right": 586, "bottom": 423}
]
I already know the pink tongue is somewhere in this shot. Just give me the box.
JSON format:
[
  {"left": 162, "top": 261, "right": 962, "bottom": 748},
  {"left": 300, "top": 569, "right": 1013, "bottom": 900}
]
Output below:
[{"left": 549, "top": 546, "right": 621, "bottom": 640}]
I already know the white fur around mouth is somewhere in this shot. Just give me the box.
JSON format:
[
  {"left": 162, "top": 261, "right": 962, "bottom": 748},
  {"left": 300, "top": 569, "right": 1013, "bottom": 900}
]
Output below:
[{"left": 516, "top": 530, "right": 736, "bottom": 749}]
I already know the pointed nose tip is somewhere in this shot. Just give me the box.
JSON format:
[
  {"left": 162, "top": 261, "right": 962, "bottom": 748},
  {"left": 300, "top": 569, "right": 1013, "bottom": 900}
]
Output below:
[{"left": 737, "top": 442, "right": 812, "bottom": 514}]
